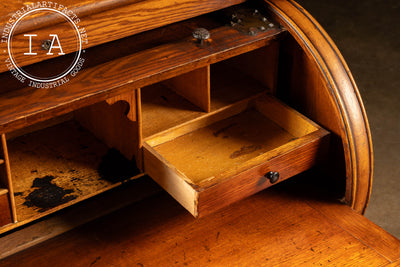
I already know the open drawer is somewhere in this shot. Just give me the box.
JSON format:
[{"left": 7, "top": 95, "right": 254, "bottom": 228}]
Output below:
[{"left": 143, "top": 94, "right": 330, "bottom": 217}]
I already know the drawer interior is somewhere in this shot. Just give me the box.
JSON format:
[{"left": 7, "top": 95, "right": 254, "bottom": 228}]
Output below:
[{"left": 143, "top": 94, "right": 329, "bottom": 217}]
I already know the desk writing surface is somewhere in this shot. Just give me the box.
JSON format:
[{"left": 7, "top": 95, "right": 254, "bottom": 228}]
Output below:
[{"left": 1, "top": 181, "right": 398, "bottom": 266}]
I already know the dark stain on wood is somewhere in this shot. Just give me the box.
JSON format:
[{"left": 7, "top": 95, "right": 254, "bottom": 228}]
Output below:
[
  {"left": 97, "top": 148, "right": 141, "bottom": 183},
  {"left": 23, "top": 176, "right": 77, "bottom": 212},
  {"left": 230, "top": 145, "right": 262, "bottom": 159}
]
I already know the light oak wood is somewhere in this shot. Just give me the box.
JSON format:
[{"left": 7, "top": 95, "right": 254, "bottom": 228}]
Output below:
[
  {"left": 0, "top": 24, "right": 284, "bottom": 134},
  {"left": 2, "top": 120, "right": 143, "bottom": 234},
  {"left": 0, "top": 0, "right": 377, "bottom": 256},
  {"left": 163, "top": 66, "right": 211, "bottom": 112},
  {"left": 0, "top": 176, "right": 159, "bottom": 260},
  {"left": 141, "top": 65, "right": 269, "bottom": 140},
  {"left": 144, "top": 94, "right": 329, "bottom": 217},
  {"left": 141, "top": 84, "right": 205, "bottom": 139},
  {"left": 0, "top": 0, "right": 246, "bottom": 72},
  {"left": 75, "top": 90, "right": 140, "bottom": 162},
  {"left": 223, "top": 40, "right": 281, "bottom": 94},
  {"left": 266, "top": 0, "right": 373, "bottom": 213},
  {"left": 0, "top": 187, "right": 397, "bottom": 266}
]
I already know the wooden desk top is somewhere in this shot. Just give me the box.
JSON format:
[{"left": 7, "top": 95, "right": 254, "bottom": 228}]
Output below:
[{"left": 1, "top": 179, "right": 398, "bottom": 266}]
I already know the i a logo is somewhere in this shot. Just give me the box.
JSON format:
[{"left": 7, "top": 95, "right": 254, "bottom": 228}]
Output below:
[
  {"left": 23, "top": 34, "right": 65, "bottom": 56},
  {"left": 2, "top": 3, "right": 88, "bottom": 88}
]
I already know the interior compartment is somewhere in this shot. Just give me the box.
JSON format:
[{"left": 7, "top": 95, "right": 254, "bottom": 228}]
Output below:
[
  {"left": 140, "top": 38, "right": 280, "bottom": 140},
  {"left": 143, "top": 94, "right": 330, "bottom": 217},
  {"left": 6, "top": 93, "right": 142, "bottom": 222}
]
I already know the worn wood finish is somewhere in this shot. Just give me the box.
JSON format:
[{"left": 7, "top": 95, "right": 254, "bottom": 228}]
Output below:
[
  {"left": 0, "top": 25, "right": 284, "bottom": 134},
  {"left": 144, "top": 95, "right": 329, "bottom": 217},
  {"left": 306, "top": 199, "right": 400, "bottom": 262},
  {"left": 0, "top": 176, "right": 159, "bottom": 260},
  {"left": 75, "top": 90, "right": 140, "bottom": 162},
  {"left": 1, "top": 120, "right": 143, "bottom": 234},
  {"left": 163, "top": 66, "right": 211, "bottom": 112},
  {"left": 0, "top": 0, "right": 246, "bottom": 72},
  {"left": 265, "top": 0, "right": 373, "bottom": 213},
  {"left": 0, "top": 193, "right": 12, "bottom": 227},
  {"left": 0, "top": 187, "right": 397, "bottom": 266}
]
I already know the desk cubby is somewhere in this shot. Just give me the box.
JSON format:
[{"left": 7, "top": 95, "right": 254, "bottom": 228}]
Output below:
[
  {"left": 0, "top": 1, "right": 331, "bottom": 232},
  {"left": 2, "top": 95, "right": 142, "bottom": 225}
]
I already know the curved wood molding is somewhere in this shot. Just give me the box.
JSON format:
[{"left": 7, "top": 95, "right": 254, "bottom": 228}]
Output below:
[{"left": 265, "top": 0, "right": 373, "bottom": 213}]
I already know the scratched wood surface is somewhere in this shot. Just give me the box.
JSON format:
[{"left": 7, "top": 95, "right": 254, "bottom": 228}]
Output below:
[
  {"left": 1, "top": 185, "right": 398, "bottom": 266},
  {"left": 154, "top": 109, "right": 294, "bottom": 184},
  {"left": 6, "top": 119, "right": 141, "bottom": 226}
]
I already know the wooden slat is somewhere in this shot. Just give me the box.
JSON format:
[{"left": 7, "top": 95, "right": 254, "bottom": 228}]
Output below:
[
  {"left": 0, "top": 188, "right": 394, "bottom": 266},
  {"left": 0, "top": 159, "right": 3, "bottom": 165},
  {"left": 0, "top": 27, "right": 284, "bottom": 134}
]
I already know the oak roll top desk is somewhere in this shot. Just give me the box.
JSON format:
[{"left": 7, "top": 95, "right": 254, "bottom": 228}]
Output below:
[{"left": 0, "top": 0, "right": 398, "bottom": 265}]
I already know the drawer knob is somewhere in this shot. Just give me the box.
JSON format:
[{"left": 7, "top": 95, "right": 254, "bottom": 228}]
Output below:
[
  {"left": 265, "top": 171, "right": 279, "bottom": 184},
  {"left": 192, "top": 28, "right": 210, "bottom": 45},
  {"left": 41, "top": 39, "right": 52, "bottom": 51}
]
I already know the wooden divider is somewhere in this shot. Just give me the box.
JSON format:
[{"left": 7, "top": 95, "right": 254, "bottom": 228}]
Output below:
[
  {"left": 0, "top": 134, "right": 17, "bottom": 223},
  {"left": 163, "top": 66, "right": 211, "bottom": 112}
]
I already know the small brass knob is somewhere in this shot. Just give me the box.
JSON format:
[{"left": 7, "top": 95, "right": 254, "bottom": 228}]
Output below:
[
  {"left": 42, "top": 39, "right": 52, "bottom": 50},
  {"left": 265, "top": 171, "right": 279, "bottom": 184},
  {"left": 192, "top": 28, "right": 210, "bottom": 45}
]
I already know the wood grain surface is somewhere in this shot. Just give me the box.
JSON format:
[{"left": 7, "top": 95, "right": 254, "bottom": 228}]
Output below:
[
  {"left": 0, "top": 25, "right": 284, "bottom": 134},
  {"left": 144, "top": 94, "right": 329, "bottom": 217},
  {"left": 265, "top": 0, "right": 373, "bottom": 213},
  {"left": 0, "top": 185, "right": 397, "bottom": 266},
  {"left": 0, "top": 0, "right": 246, "bottom": 72}
]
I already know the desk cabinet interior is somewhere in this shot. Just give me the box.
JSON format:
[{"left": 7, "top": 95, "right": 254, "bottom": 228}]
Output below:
[{"left": 0, "top": 2, "right": 334, "bottom": 233}]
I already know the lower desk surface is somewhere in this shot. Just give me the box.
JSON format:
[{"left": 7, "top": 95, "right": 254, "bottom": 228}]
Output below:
[{"left": 1, "top": 178, "right": 399, "bottom": 266}]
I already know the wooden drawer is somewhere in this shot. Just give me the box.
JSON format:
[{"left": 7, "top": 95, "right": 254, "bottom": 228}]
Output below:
[{"left": 143, "top": 94, "right": 330, "bottom": 217}]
